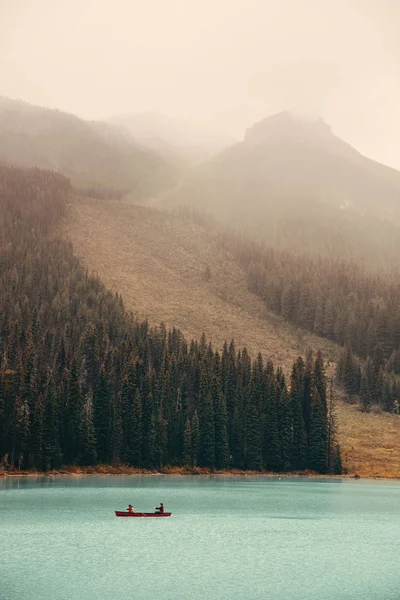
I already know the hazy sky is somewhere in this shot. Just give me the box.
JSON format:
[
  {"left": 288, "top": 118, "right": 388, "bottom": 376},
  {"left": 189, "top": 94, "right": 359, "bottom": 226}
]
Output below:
[{"left": 1, "top": 0, "right": 400, "bottom": 167}]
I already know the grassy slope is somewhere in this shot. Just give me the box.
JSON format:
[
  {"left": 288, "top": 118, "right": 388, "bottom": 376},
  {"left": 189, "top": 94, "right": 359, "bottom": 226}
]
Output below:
[
  {"left": 63, "top": 196, "right": 338, "bottom": 370},
  {"left": 337, "top": 402, "right": 400, "bottom": 478},
  {"left": 63, "top": 195, "right": 400, "bottom": 477}
]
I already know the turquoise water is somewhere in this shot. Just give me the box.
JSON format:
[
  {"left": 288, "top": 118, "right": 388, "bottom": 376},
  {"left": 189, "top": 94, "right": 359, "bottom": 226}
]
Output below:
[{"left": 0, "top": 476, "right": 399, "bottom": 600}]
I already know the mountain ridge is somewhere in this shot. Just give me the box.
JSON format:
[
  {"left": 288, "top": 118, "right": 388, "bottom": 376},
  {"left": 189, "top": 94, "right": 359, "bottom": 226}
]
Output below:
[
  {"left": 0, "top": 96, "right": 176, "bottom": 200},
  {"left": 164, "top": 110, "right": 400, "bottom": 225}
]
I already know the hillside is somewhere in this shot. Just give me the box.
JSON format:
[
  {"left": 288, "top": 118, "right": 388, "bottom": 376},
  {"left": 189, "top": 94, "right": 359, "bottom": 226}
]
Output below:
[
  {"left": 338, "top": 401, "right": 400, "bottom": 478},
  {"left": 0, "top": 97, "right": 176, "bottom": 199},
  {"left": 108, "top": 111, "right": 235, "bottom": 168},
  {"left": 63, "top": 195, "right": 339, "bottom": 370},
  {"left": 0, "top": 163, "right": 340, "bottom": 475},
  {"left": 165, "top": 111, "right": 400, "bottom": 229},
  {"left": 62, "top": 195, "right": 400, "bottom": 477}
]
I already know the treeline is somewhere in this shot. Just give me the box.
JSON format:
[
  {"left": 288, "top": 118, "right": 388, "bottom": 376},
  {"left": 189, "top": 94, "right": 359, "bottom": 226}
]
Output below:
[
  {"left": 0, "top": 165, "right": 341, "bottom": 473},
  {"left": 336, "top": 345, "right": 400, "bottom": 413},
  {"left": 218, "top": 233, "right": 400, "bottom": 413}
]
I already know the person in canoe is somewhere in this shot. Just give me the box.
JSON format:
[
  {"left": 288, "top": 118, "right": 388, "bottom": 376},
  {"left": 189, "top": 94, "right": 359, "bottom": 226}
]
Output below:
[
  {"left": 155, "top": 503, "right": 164, "bottom": 514},
  {"left": 127, "top": 504, "right": 135, "bottom": 513}
]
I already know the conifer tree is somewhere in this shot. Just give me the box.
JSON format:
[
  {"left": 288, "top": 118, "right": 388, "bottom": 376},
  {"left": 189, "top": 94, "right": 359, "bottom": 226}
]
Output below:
[
  {"left": 199, "top": 391, "right": 215, "bottom": 469},
  {"left": 290, "top": 357, "right": 307, "bottom": 470},
  {"left": 264, "top": 382, "right": 281, "bottom": 471},
  {"left": 314, "top": 351, "right": 327, "bottom": 411},
  {"left": 63, "top": 360, "right": 81, "bottom": 465},
  {"left": 303, "top": 354, "right": 313, "bottom": 443},
  {"left": 183, "top": 418, "right": 192, "bottom": 467},
  {"left": 79, "top": 392, "right": 97, "bottom": 465},
  {"left": 94, "top": 367, "right": 110, "bottom": 463},
  {"left": 333, "top": 444, "right": 343, "bottom": 475},
  {"left": 214, "top": 392, "right": 229, "bottom": 469},
  {"left": 245, "top": 387, "right": 261, "bottom": 471},
  {"left": 359, "top": 368, "right": 373, "bottom": 412},
  {"left": 110, "top": 389, "right": 123, "bottom": 466},
  {"left": 129, "top": 388, "right": 143, "bottom": 466},
  {"left": 30, "top": 393, "right": 45, "bottom": 469},
  {"left": 276, "top": 371, "right": 292, "bottom": 472},
  {"left": 143, "top": 394, "right": 156, "bottom": 468},
  {"left": 230, "top": 406, "right": 243, "bottom": 468},
  {"left": 187, "top": 412, "right": 198, "bottom": 467},
  {"left": 308, "top": 389, "right": 327, "bottom": 473},
  {"left": 42, "top": 388, "right": 61, "bottom": 471},
  {"left": 326, "top": 378, "right": 340, "bottom": 474}
]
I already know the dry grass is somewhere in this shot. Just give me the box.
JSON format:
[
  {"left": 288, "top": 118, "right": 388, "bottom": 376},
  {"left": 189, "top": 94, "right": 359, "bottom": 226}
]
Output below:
[
  {"left": 62, "top": 195, "right": 400, "bottom": 478},
  {"left": 337, "top": 401, "right": 400, "bottom": 478},
  {"left": 63, "top": 195, "right": 338, "bottom": 372}
]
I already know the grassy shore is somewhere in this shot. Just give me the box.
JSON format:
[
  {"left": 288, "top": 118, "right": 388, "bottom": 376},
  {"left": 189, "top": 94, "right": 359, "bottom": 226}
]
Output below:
[{"left": 0, "top": 465, "right": 398, "bottom": 480}]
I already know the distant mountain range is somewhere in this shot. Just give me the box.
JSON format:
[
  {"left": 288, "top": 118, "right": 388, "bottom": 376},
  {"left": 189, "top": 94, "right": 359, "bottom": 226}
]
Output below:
[
  {"left": 2, "top": 98, "right": 400, "bottom": 227},
  {"left": 0, "top": 97, "right": 176, "bottom": 199},
  {"left": 167, "top": 110, "right": 400, "bottom": 224}
]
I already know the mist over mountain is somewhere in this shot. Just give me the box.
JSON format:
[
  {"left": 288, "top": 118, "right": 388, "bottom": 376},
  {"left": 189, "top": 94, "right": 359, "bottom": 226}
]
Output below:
[
  {"left": 107, "top": 111, "right": 235, "bottom": 168},
  {"left": 168, "top": 111, "right": 400, "bottom": 226},
  {"left": 0, "top": 97, "right": 176, "bottom": 199}
]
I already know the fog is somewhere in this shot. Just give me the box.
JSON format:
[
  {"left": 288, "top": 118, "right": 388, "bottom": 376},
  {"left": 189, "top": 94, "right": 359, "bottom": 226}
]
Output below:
[{"left": 1, "top": 0, "right": 400, "bottom": 167}]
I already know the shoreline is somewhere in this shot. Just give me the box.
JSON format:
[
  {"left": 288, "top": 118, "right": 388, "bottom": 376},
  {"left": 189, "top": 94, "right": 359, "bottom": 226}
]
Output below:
[{"left": 1, "top": 466, "right": 398, "bottom": 481}]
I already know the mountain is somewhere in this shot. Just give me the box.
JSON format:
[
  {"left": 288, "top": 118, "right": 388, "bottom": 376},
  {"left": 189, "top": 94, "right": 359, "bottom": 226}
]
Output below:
[
  {"left": 62, "top": 195, "right": 400, "bottom": 477},
  {"left": 0, "top": 97, "right": 176, "bottom": 199},
  {"left": 166, "top": 111, "right": 400, "bottom": 226},
  {"left": 107, "top": 112, "right": 235, "bottom": 168}
]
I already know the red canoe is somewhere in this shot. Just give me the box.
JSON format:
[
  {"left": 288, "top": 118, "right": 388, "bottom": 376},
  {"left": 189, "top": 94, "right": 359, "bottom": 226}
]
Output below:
[{"left": 115, "top": 511, "right": 172, "bottom": 518}]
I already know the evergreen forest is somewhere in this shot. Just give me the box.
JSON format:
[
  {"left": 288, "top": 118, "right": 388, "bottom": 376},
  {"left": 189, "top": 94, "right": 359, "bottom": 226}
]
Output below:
[
  {"left": 219, "top": 233, "right": 400, "bottom": 414},
  {"left": 0, "top": 165, "right": 340, "bottom": 473}
]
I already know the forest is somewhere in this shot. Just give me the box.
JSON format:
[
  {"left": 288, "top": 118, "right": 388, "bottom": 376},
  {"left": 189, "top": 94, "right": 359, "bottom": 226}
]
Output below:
[
  {"left": 218, "top": 232, "right": 400, "bottom": 414},
  {"left": 0, "top": 165, "right": 340, "bottom": 473}
]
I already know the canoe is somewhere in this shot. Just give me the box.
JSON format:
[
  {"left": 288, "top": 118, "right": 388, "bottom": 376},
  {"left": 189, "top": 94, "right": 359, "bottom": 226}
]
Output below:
[{"left": 115, "top": 511, "right": 172, "bottom": 518}]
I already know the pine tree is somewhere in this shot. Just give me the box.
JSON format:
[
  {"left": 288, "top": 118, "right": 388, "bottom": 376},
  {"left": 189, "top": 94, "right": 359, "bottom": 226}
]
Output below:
[
  {"left": 313, "top": 351, "right": 327, "bottom": 411},
  {"left": 326, "top": 378, "right": 340, "bottom": 474},
  {"left": 199, "top": 391, "right": 215, "bottom": 469},
  {"left": 183, "top": 418, "right": 192, "bottom": 467},
  {"left": 94, "top": 367, "right": 110, "bottom": 463},
  {"left": 214, "top": 392, "right": 229, "bottom": 469},
  {"left": 230, "top": 406, "right": 243, "bottom": 468},
  {"left": 314, "top": 301, "right": 324, "bottom": 336},
  {"left": 359, "top": 368, "right": 373, "bottom": 412},
  {"left": 78, "top": 392, "right": 97, "bottom": 465},
  {"left": 30, "top": 393, "right": 45, "bottom": 469},
  {"left": 277, "top": 384, "right": 292, "bottom": 472},
  {"left": 63, "top": 360, "right": 81, "bottom": 465},
  {"left": 333, "top": 444, "right": 343, "bottom": 475},
  {"left": 245, "top": 370, "right": 262, "bottom": 470},
  {"left": 290, "top": 357, "right": 307, "bottom": 470},
  {"left": 42, "top": 388, "right": 61, "bottom": 471},
  {"left": 129, "top": 388, "right": 143, "bottom": 466},
  {"left": 191, "top": 411, "right": 200, "bottom": 466},
  {"left": 143, "top": 394, "right": 156, "bottom": 468},
  {"left": 10, "top": 396, "right": 30, "bottom": 469},
  {"left": 111, "top": 392, "right": 123, "bottom": 466},
  {"left": 264, "top": 382, "right": 281, "bottom": 471},
  {"left": 308, "top": 389, "right": 327, "bottom": 473},
  {"left": 323, "top": 299, "right": 335, "bottom": 338}
]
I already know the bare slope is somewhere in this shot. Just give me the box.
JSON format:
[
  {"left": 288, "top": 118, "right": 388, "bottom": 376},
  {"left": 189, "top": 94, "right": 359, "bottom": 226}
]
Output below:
[
  {"left": 337, "top": 402, "right": 400, "bottom": 478},
  {"left": 63, "top": 195, "right": 338, "bottom": 371}
]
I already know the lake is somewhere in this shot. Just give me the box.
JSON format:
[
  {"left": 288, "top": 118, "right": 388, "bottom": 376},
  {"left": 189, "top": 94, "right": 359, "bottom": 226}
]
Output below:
[{"left": 0, "top": 476, "right": 399, "bottom": 600}]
